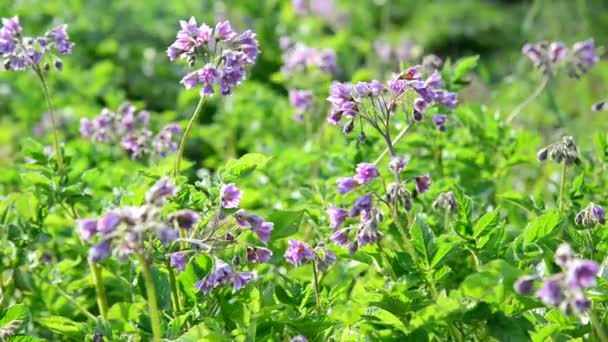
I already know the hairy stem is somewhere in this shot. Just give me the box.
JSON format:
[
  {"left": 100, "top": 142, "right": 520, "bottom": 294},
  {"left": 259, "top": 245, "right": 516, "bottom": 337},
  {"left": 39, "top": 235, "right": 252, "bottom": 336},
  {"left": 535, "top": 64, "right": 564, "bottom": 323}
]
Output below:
[
  {"left": 505, "top": 77, "right": 549, "bottom": 124},
  {"left": 33, "top": 66, "right": 64, "bottom": 173},
  {"left": 174, "top": 96, "right": 206, "bottom": 177},
  {"left": 311, "top": 262, "right": 321, "bottom": 315},
  {"left": 374, "top": 121, "right": 414, "bottom": 165},
  {"left": 558, "top": 161, "right": 567, "bottom": 213},
  {"left": 137, "top": 254, "right": 162, "bottom": 342},
  {"left": 590, "top": 310, "right": 608, "bottom": 342},
  {"left": 51, "top": 283, "right": 98, "bottom": 322},
  {"left": 166, "top": 257, "right": 182, "bottom": 315},
  {"left": 89, "top": 262, "right": 109, "bottom": 321}
]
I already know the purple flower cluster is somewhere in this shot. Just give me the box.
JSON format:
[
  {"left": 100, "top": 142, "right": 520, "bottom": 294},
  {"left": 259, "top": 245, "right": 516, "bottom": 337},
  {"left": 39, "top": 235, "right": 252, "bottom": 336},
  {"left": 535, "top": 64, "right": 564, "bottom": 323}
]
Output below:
[
  {"left": 1, "top": 16, "right": 74, "bottom": 71},
  {"left": 167, "top": 18, "right": 259, "bottom": 96},
  {"left": 195, "top": 260, "right": 255, "bottom": 294},
  {"left": 574, "top": 202, "right": 606, "bottom": 227},
  {"left": 220, "top": 183, "right": 242, "bottom": 209},
  {"left": 280, "top": 41, "right": 337, "bottom": 76},
  {"left": 289, "top": 89, "right": 313, "bottom": 122},
  {"left": 336, "top": 163, "right": 380, "bottom": 194},
  {"left": 514, "top": 244, "right": 599, "bottom": 315},
  {"left": 327, "top": 66, "right": 457, "bottom": 132},
  {"left": 77, "top": 178, "right": 199, "bottom": 263},
  {"left": 80, "top": 102, "right": 180, "bottom": 159},
  {"left": 373, "top": 39, "right": 420, "bottom": 64},
  {"left": 292, "top": 0, "right": 338, "bottom": 21},
  {"left": 522, "top": 39, "right": 600, "bottom": 78},
  {"left": 328, "top": 196, "right": 383, "bottom": 253},
  {"left": 283, "top": 240, "right": 336, "bottom": 271},
  {"left": 234, "top": 209, "right": 274, "bottom": 244}
]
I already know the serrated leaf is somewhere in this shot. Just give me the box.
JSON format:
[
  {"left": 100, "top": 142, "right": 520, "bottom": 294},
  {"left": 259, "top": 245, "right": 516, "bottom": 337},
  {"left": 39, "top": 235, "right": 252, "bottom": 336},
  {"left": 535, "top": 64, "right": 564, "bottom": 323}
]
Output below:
[
  {"left": 267, "top": 209, "right": 305, "bottom": 239},
  {"left": 221, "top": 153, "right": 270, "bottom": 182},
  {"left": 410, "top": 216, "right": 435, "bottom": 264},
  {"left": 523, "top": 210, "right": 563, "bottom": 244},
  {"left": 37, "top": 316, "right": 86, "bottom": 336},
  {"left": 0, "top": 304, "right": 28, "bottom": 327},
  {"left": 473, "top": 208, "right": 500, "bottom": 238}
]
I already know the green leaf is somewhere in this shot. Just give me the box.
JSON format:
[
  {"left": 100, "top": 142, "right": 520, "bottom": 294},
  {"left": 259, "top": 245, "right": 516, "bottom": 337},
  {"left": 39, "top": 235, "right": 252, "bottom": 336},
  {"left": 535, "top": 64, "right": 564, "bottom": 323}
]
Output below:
[
  {"left": 523, "top": 210, "right": 563, "bottom": 244},
  {"left": 452, "top": 55, "right": 479, "bottom": 83},
  {"left": 176, "top": 321, "right": 228, "bottom": 341},
  {"left": 8, "top": 336, "right": 44, "bottom": 342},
  {"left": 37, "top": 316, "right": 87, "bottom": 337},
  {"left": 221, "top": 153, "right": 271, "bottom": 182},
  {"left": 473, "top": 208, "right": 500, "bottom": 238},
  {"left": 177, "top": 254, "right": 213, "bottom": 300},
  {"left": 363, "top": 306, "right": 408, "bottom": 334},
  {"left": 410, "top": 215, "right": 435, "bottom": 264},
  {"left": 430, "top": 240, "right": 456, "bottom": 267},
  {"left": 20, "top": 172, "right": 53, "bottom": 188},
  {"left": 452, "top": 186, "right": 473, "bottom": 222},
  {"left": 267, "top": 209, "right": 305, "bottom": 239},
  {"left": 0, "top": 304, "right": 29, "bottom": 327}
]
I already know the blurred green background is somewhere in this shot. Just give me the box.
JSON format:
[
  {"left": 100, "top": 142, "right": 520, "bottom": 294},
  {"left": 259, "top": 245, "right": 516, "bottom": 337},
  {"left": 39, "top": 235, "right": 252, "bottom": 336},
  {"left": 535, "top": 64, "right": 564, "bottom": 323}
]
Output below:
[{"left": 1, "top": 0, "right": 608, "bottom": 170}]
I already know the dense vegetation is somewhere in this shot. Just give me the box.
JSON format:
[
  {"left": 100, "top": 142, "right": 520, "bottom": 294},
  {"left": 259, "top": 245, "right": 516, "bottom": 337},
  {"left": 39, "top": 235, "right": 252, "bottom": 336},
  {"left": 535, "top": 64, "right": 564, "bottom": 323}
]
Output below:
[{"left": 2, "top": 0, "right": 608, "bottom": 341}]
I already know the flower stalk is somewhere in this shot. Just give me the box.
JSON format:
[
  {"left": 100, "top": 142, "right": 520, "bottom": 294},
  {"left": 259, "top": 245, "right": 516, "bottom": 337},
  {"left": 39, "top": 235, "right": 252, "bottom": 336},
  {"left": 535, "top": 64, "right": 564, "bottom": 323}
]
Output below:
[
  {"left": 33, "top": 65, "right": 64, "bottom": 173},
  {"left": 174, "top": 96, "right": 205, "bottom": 177},
  {"left": 137, "top": 253, "right": 162, "bottom": 342}
]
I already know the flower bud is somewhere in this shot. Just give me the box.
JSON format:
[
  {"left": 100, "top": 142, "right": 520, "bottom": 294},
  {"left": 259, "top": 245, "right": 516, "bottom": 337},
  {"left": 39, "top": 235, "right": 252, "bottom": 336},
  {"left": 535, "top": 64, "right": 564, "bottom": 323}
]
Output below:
[
  {"left": 514, "top": 276, "right": 535, "bottom": 295},
  {"left": 343, "top": 120, "right": 355, "bottom": 134},
  {"left": 358, "top": 131, "right": 366, "bottom": 143}
]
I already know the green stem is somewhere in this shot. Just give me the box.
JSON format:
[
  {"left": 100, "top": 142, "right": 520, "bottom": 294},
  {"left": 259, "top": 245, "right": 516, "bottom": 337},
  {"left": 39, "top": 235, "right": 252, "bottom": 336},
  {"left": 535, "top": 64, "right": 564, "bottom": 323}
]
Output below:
[
  {"left": 166, "top": 257, "right": 182, "bottom": 314},
  {"left": 505, "top": 76, "right": 549, "bottom": 124},
  {"left": 311, "top": 262, "right": 321, "bottom": 315},
  {"left": 51, "top": 283, "right": 98, "bottom": 322},
  {"left": 33, "top": 66, "right": 64, "bottom": 173},
  {"left": 174, "top": 96, "right": 206, "bottom": 177},
  {"left": 89, "top": 262, "right": 109, "bottom": 321},
  {"left": 137, "top": 254, "right": 162, "bottom": 342},
  {"left": 590, "top": 310, "right": 608, "bottom": 342},
  {"left": 558, "top": 161, "right": 567, "bottom": 213},
  {"left": 374, "top": 121, "right": 414, "bottom": 165}
]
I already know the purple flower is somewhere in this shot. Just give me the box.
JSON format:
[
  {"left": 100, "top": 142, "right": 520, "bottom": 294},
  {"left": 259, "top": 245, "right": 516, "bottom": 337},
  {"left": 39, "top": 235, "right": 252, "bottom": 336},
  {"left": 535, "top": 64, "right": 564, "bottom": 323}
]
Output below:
[
  {"left": 388, "top": 77, "right": 407, "bottom": 96},
  {"left": 1, "top": 16, "right": 21, "bottom": 35},
  {"left": 573, "top": 39, "right": 599, "bottom": 71},
  {"left": 336, "top": 177, "right": 360, "bottom": 194},
  {"left": 327, "top": 109, "right": 343, "bottom": 126},
  {"left": 221, "top": 183, "right": 242, "bottom": 209},
  {"left": 415, "top": 173, "right": 431, "bottom": 194},
  {"left": 290, "top": 336, "right": 308, "bottom": 342},
  {"left": 45, "top": 25, "right": 74, "bottom": 55},
  {"left": 536, "top": 277, "right": 564, "bottom": 306},
  {"left": 253, "top": 221, "right": 273, "bottom": 244},
  {"left": 413, "top": 97, "right": 429, "bottom": 114},
  {"left": 433, "top": 114, "right": 448, "bottom": 132},
  {"left": 353, "top": 82, "right": 370, "bottom": 99},
  {"left": 169, "top": 252, "right": 188, "bottom": 272},
  {"left": 284, "top": 239, "right": 315, "bottom": 266},
  {"left": 289, "top": 89, "right": 313, "bottom": 120},
  {"left": 591, "top": 204, "right": 606, "bottom": 225},
  {"left": 567, "top": 259, "right": 599, "bottom": 289},
  {"left": 145, "top": 178, "right": 177, "bottom": 204},
  {"left": 388, "top": 157, "right": 407, "bottom": 175},
  {"left": 195, "top": 260, "right": 233, "bottom": 294},
  {"left": 572, "top": 294, "right": 591, "bottom": 313},
  {"left": 555, "top": 243, "right": 573, "bottom": 266},
  {"left": 89, "top": 240, "right": 111, "bottom": 263},
  {"left": 514, "top": 276, "right": 535, "bottom": 295},
  {"left": 522, "top": 43, "right": 543, "bottom": 66},
  {"left": 215, "top": 21, "right": 236, "bottom": 41},
  {"left": 173, "top": 210, "right": 199, "bottom": 230},
  {"left": 327, "top": 204, "right": 349, "bottom": 229},
  {"left": 98, "top": 212, "right": 121, "bottom": 235},
  {"left": 350, "top": 194, "right": 372, "bottom": 217},
  {"left": 77, "top": 219, "right": 98, "bottom": 241},
  {"left": 232, "top": 272, "right": 255, "bottom": 291},
  {"left": 354, "top": 163, "right": 380, "bottom": 184},
  {"left": 157, "top": 227, "right": 179, "bottom": 245},
  {"left": 356, "top": 226, "right": 380, "bottom": 247},
  {"left": 327, "top": 82, "right": 352, "bottom": 104},
  {"left": 549, "top": 42, "right": 568, "bottom": 64},
  {"left": 331, "top": 229, "right": 350, "bottom": 246},
  {"left": 247, "top": 247, "right": 273, "bottom": 263},
  {"left": 315, "top": 248, "right": 336, "bottom": 272},
  {"left": 180, "top": 71, "right": 199, "bottom": 89},
  {"left": 369, "top": 80, "right": 385, "bottom": 95}
]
